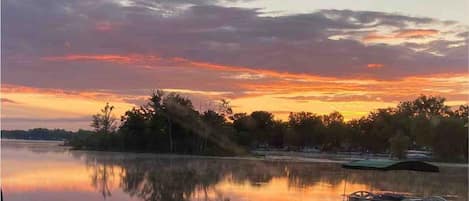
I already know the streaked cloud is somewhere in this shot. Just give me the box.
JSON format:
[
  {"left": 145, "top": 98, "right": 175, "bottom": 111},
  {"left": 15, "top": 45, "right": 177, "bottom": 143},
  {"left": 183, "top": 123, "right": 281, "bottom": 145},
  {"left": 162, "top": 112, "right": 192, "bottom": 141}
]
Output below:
[
  {"left": 2, "top": 0, "right": 468, "bottom": 129},
  {"left": 1, "top": 98, "right": 20, "bottom": 104},
  {"left": 363, "top": 29, "right": 440, "bottom": 43},
  {"left": 366, "top": 63, "right": 384, "bottom": 69},
  {"left": 395, "top": 29, "right": 439, "bottom": 38}
]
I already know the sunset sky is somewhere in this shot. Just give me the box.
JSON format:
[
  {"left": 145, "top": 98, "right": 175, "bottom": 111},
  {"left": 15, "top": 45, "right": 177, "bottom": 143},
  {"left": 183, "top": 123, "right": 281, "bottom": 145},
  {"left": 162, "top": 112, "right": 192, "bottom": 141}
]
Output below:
[{"left": 2, "top": 0, "right": 468, "bottom": 130}]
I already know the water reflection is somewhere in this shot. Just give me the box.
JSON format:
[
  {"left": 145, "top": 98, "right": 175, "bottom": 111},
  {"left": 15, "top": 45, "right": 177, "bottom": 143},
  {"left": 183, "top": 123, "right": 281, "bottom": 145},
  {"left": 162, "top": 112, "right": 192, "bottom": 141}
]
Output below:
[
  {"left": 74, "top": 152, "right": 467, "bottom": 201},
  {"left": 2, "top": 140, "right": 468, "bottom": 201}
]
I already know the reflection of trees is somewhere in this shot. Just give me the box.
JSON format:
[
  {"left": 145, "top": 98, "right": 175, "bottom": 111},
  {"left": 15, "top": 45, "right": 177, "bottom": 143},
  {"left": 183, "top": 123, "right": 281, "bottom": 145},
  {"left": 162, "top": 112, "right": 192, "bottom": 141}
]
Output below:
[
  {"left": 2, "top": 140, "right": 68, "bottom": 154},
  {"left": 121, "top": 162, "right": 201, "bottom": 201},
  {"left": 85, "top": 157, "right": 116, "bottom": 199},
  {"left": 91, "top": 163, "right": 114, "bottom": 198},
  {"left": 74, "top": 152, "right": 467, "bottom": 201},
  {"left": 286, "top": 163, "right": 344, "bottom": 188},
  {"left": 118, "top": 159, "right": 235, "bottom": 201}
]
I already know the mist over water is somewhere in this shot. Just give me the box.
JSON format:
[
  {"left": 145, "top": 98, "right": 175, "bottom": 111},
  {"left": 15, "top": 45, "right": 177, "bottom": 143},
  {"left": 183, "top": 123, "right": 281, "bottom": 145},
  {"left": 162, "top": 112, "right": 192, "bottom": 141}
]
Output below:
[{"left": 2, "top": 140, "right": 467, "bottom": 201}]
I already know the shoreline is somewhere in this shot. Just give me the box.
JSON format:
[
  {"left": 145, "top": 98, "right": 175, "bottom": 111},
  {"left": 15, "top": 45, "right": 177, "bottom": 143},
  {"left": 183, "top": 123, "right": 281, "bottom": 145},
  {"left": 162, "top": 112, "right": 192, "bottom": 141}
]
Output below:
[
  {"left": 3, "top": 139, "right": 467, "bottom": 168},
  {"left": 71, "top": 147, "right": 468, "bottom": 168}
]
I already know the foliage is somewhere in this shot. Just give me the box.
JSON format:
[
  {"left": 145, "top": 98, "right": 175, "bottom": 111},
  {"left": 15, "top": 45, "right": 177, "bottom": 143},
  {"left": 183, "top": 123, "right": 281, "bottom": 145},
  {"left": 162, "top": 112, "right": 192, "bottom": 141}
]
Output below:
[
  {"left": 70, "top": 91, "right": 244, "bottom": 155},
  {"left": 389, "top": 132, "right": 410, "bottom": 159},
  {"left": 63, "top": 93, "right": 468, "bottom": 161},
  {"left": 432, "top": 117, "right": 467, "bottom": 161},
  {"left": 91, "top": 103, "right": 118, "bottom": 134},
  {"left": 1, "top": 128, "right": 79, "bottom": 141},
  {"left": 287, "top": 112, "right": 323, "bottom": 148}
]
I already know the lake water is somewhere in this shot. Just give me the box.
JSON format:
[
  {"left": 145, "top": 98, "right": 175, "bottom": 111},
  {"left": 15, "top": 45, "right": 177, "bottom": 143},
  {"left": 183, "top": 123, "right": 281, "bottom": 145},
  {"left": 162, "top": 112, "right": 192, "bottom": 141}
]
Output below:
[{"left": 2, "top": 140, "right": 467, "bottom": 201}]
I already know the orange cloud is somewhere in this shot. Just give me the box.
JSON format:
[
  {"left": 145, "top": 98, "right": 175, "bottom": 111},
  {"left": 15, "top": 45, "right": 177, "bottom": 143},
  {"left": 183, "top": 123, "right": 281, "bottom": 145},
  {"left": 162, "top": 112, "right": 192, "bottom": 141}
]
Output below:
[
  {"left": 41, "top": 54, "right": 161, "bottom": 65},
  {"left": 183, "top": 60, "right": 334, "bottom": 82},
  {"left": 363, "top": 33, "right": 391, "bottom": 42},
  {"left": 39, "top": 54, "right": 469, "bottom": 101},
  {"left": 1, "top": 84, "right": 138, "bottom": 123},
  {"left": 1, "top": 84, "right": 125, "bottom": 100},
  {"left": 30, "top": 53, "right": 469, "bottom": 123},
  {"left": 363, "top": 29, "right": 439, "bottom": 42},
  {"left": 41, "top": 54, "right": 337, "bottom": 83},
  {"left": 367, "top": 63, "right": 384, "bottom": 69},
  {"left": 1, "top": 98, "right": 19, "bottom": 104},
  {"left": 395, "top": 29, "right": 439, "bottom": 38}
]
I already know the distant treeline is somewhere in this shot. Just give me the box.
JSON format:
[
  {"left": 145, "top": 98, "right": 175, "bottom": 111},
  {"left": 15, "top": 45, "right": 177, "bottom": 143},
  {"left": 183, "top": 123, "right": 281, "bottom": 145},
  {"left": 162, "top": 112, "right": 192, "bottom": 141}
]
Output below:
[
  {"left": 1, "top": 128, "right": 92, "bottom": 141},
  {"left": 67, "top": 91, "right": 468, "bottom": 162}
]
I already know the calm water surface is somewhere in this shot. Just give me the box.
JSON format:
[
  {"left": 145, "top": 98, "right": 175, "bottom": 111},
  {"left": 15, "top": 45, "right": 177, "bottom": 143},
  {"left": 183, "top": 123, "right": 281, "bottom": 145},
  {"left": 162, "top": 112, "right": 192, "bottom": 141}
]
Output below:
[{"left": 2, "top": 140, "right": 467, "bottom": 201}]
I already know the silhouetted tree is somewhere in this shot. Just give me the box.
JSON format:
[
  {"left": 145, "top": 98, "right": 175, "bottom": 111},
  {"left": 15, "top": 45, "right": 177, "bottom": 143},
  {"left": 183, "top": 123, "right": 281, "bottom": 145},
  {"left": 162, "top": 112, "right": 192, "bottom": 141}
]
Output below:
[
  {"left": 91, "top": 103, "right": 117, "bottom": 134},
  {"left": 389, "top": 132, "right": 410, "bottom": 159},
  {"left": 398, "top": 95, "right": 450, "bottom": 118},
  {"left": 287, "top": 112, "right": 324, "bottom": 148},
  {"left": 432, "top": 117, "right": 467, "bottom": 161},
  {"left": 452, "top": 105, "right": 468, "bottom": 124},
  {"left": 69, "top": 92, "right": 467, "bottom": 161},
  {"left": 250, "top": 111, "right": 275, "bottom": 146}
]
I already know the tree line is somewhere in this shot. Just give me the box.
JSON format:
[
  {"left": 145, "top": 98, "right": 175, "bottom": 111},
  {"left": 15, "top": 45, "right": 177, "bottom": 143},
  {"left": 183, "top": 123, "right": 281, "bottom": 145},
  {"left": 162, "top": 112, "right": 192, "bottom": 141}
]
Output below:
[
  {"left": 1, "top": 128, "right": 92, "bottom": 141},
  {"left": 67, "top": 91, "right": 467, "bottom": 161}
]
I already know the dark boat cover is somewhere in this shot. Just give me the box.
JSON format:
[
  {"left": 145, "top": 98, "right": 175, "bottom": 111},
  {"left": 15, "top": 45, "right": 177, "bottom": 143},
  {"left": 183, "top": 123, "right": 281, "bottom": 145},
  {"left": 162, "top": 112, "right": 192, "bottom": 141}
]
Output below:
[{"left": 342, "top": 159, "right": 439, "bottom": 172}]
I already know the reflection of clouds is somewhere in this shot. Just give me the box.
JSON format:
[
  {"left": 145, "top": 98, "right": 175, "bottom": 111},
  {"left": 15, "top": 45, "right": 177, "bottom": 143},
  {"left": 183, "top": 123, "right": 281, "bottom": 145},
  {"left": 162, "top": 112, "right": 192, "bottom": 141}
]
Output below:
[
  {"left": 1, "top": 141, "right": 94, "bottom": 193},
  {"left": 3, "top": 141, "right": 468, "bottom": 201},
  {"left": 79, "top": 151, "right": 468, "bottom": 201}
]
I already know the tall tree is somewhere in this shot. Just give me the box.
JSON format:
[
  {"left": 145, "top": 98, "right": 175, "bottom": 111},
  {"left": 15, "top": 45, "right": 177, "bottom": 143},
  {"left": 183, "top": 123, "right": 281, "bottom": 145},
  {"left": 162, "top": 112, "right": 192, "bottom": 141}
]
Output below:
[
  {"left": 389, "top": 132, "right": 410, "bottom": 159},
  {"left": 432, "top": 117, "right": 467, "bottom": 161},
  {"left": 288, "top": 112, "right": 323, "bottom": 148},
  {"left": 322, "top": 112, "right": 347, "bottom": 151},
  {"left": 322, "top": 111, "right": 344, "bottom": 126},
  {"left": 162, "top": 92, "right": 198, "bottom": 152},
  {"left": 250, "top": 111, "right": 275, "bottom": 146},
  {"left": 231, "top": 113, "right": 255, "bottom": 147},
  {"left": 120, "top": 107, "right": 148, "bottom": 150},
  {"left": 216, "top": 99, "right": 233, "bottom": 120},
  {"left": 453, "top": 105, "right": 468, "bottom": 125},
  {"left": 398, "top": 95, "right": 450, "bottom": 118},
  {"left": 91, "top": 103, "right": 117, "bottom": 134}
]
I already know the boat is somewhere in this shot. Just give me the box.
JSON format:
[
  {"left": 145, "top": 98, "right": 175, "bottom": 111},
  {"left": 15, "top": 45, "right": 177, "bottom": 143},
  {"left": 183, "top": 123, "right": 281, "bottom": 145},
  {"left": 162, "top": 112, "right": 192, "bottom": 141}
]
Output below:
[
  {"left": 347, "top": 191, "right": 447, "bottom": 201},
  {"left": 342, "top": 159, "right": 439, "bottom": 172},
  {"left": 342, "top": 160, "right": 445, "bottom": 201}
]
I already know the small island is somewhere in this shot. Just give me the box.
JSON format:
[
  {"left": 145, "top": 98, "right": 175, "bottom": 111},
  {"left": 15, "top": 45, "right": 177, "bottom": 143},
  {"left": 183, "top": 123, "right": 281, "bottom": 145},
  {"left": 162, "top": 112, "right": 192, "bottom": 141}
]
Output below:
[{"left": 49, "top": 92, "right": 467, "bottom": 163}]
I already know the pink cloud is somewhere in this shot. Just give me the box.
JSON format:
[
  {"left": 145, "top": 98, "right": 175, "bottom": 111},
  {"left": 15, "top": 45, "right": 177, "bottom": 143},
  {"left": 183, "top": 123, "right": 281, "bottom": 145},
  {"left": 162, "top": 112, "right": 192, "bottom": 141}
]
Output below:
[
  {"left": 95, "top": 21, "right": 114, "bottom": 32},
  {"left": 363, "top": 29, "right": 439, "bottom": 42},
  {"left": 367, "top": 63, "right": 384, "bottom": 69}
]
